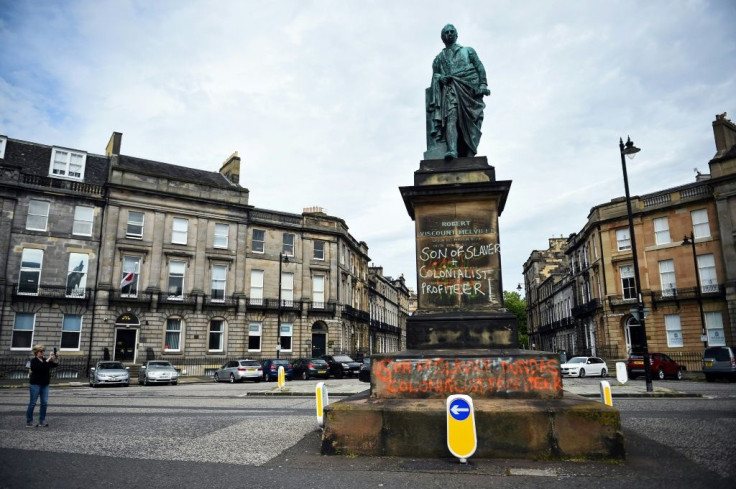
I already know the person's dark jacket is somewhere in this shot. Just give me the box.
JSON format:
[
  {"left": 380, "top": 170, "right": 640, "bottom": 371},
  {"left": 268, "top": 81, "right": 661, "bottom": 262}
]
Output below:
[{"left": 29, "top": 357, "right": 58, "bottom": 386}]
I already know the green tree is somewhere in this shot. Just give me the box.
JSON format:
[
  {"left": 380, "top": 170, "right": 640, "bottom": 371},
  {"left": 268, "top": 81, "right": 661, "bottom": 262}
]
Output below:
[{"left": 504, "top": 290, "right": 528, "bottom": 348}]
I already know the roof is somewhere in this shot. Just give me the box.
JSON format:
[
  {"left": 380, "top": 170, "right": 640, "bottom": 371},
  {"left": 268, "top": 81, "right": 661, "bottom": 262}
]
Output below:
[
  {"left": 2, "top": 138, "right": 109, "bottom": 185},
  {"left": 116, "top": 154, "right": 238, "bottom": 189}
]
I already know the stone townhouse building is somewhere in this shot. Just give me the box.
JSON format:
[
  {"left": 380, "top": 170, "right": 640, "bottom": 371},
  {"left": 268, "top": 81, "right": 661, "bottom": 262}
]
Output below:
[
  {"left": 368, "top": 266, "right": 410, "bottom": 353},
  {"left": 524, "top": 115, "right": 736, "bottom": 369},
  {"left": 0, "top": 132, "right": 408, "bottom": 376}
]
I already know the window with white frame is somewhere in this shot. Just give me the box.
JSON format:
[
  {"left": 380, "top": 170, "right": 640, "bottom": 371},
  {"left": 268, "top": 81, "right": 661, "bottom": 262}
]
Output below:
[
  {"left": 659, "top": 259, "right": 676, "bottom": 296},
  {"left": 691, "top": 209, "right": 711, "bottom": 238},
  {"left": 49, "top": 148, "right": 86, "bottom": 180},
  {"left": 705, "top": 311, "right": 726, "bottom": 346},
  {"left": 312, "top": 275, "right": 325, "bottom": 308},
  {"left": 620, "top": 265, "right": 636, "bottom": 300},
  {"left": 280, "top": 323, "right": 292, "bottom": 351},
  {"left": 250, "top": 270, "right": 263, "bottom": 305},
  {"left": 248, "top": 323, "right": 262, "bottom": 351},
  {"left": 283, "top": 233, "right": 295, "bottom": 256},
  {"left": 208, "top": 319, "right": 225, "bottom": 352},
  {"left": 126, "top": 211, "right": 144, "bottom": 238},
  {"left": 0, "top": 136, "right": 6, "bottom": 159},
  {"left": 314, "top": 240, "right": 325, "bottom": 260},
  {"left": 616, "top": 228, "right": 631, "bottom": 251},
  {"left": 698, "top": 254, "right": 718, "bottom": 293},
  {"left": 653, "top": 217, "right": 670, "bottom": 245},
  {"left": 11, "top": 313, "right": 35, "bottom": 349},
  {"left": 664, "top": 314, "right": 683, "bottom": 347},
  {"left": 281, "top": 272, "right": 294, "bottom": 306},
  {"left": 18, "top": 248, "right": 43, "bottom": 295},
  {"left": 121, "top": 256, "right": 140, "bottom": 297},
  {"left": 211, "top": 264, "right": 227, "bottom": 302},
  {"left": 165, "top": 318, "right": 182, "bottom": 351},
  {"left": 26, "top": 200, "right": 50, "bottom": 231},
  {"left": 72, "top": 206, "right": 94, "bottom": 236},
  {"left": 61, "top": 314, "right": 82, "bottom": 350},
  {"left": 167, "top": 261, "right": 186, "bottom": 299},
  {"left": 252, "top": 229, "right": 265, "bottom": 253},
  {"left": 66, "top": 253, "right": 89, "bottom": 297},
  {"left": 172, "top": 218, "right": 188, "bottom": 245},
  {"left": 214, "top": 223, "right": 229, "bottom": 248}
]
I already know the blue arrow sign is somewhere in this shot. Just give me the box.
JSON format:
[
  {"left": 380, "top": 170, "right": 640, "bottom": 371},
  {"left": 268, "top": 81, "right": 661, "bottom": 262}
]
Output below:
[{"left": 449, "top": 398, "right": 471, "bottom": 421}]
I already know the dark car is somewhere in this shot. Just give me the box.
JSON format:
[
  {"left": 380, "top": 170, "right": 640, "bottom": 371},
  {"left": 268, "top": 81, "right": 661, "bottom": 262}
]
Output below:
[
  {"left": 358, "top": 357, "right": 371, "bottom": 383},
  {"left": 292, "top": 358, "right": 330, "bottom": 380},
  {"left": 626, "top": 352, "right": 683, "bottom": 380},
  {"left": 321, "top": 354, "right": 361, "bottom": 378},
  {"left": 702, "top": 345, "right": 736, "bottom": 382},
  {"left": 261, "top": 358, "right": 293, "bottom": 382}
]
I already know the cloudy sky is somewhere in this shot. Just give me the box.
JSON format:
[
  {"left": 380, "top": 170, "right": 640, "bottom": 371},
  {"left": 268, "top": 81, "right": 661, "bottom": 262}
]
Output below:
[{"left": 1, "top": 1, "right": 734, "bottom": 295}]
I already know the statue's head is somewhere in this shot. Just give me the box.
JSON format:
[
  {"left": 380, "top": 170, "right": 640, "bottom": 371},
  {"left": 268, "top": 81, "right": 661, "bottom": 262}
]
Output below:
[{"left": 441, "top": 24, "right": 458, "bottom": 45}]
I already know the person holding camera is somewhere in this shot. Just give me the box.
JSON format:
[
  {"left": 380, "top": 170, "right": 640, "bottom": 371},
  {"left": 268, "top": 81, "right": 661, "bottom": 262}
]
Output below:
[{"left": 26, "top": 344, "right": 58, "bottom": 428}]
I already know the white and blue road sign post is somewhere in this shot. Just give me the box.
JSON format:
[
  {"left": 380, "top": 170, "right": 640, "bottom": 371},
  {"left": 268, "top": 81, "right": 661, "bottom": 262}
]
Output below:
[{"left": 446, "top": 394, "right": 477, "bottom": 463}]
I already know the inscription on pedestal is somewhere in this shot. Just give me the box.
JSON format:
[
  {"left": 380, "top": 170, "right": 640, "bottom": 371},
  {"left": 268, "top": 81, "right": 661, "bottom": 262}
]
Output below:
[{"left": 416, "top": 201, "right": 501, "bottom": 312}]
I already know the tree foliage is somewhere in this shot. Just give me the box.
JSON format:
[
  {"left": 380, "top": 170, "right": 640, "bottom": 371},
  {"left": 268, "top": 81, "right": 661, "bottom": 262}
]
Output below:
[{"left": 504, "top": 290, "right": 528, "bottom": 348}]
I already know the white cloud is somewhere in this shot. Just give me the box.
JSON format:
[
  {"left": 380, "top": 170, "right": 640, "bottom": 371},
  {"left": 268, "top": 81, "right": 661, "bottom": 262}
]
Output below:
[{"left": 1, "top": 0, "right": 734, "bottom": 294}]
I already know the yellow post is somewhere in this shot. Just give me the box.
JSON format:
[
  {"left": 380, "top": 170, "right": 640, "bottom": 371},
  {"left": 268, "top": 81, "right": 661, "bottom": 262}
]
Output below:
[{"left": 600, "top": 380, "right": 613, "bottom": 406}]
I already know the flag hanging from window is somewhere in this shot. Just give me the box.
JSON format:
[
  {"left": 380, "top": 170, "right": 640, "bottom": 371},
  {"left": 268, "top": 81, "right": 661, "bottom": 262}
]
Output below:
[{"left": 120, "top": 271, "right": 135, "bottom": 289}]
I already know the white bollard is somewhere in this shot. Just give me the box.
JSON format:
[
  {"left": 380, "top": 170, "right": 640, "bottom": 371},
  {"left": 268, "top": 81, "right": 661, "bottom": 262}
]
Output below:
[{"left": 315, "top": 382, "right": 329, "bottom": 428}]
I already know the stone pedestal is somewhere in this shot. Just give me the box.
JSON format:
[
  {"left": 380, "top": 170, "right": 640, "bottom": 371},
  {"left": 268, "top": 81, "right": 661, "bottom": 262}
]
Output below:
[{"left": 321, "top": 156, "right": 624, "bottom": 460}]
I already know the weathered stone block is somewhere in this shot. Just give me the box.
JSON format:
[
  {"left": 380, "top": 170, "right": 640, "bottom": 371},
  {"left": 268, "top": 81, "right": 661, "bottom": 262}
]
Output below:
[{"left": 322, "top": 394, "right": 624, "bottom": 460}]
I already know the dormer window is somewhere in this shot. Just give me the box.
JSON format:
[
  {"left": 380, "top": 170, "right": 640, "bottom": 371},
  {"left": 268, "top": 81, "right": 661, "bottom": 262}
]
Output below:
[{"left": 49, "top": 147, "right": 86, "bottom": 180}]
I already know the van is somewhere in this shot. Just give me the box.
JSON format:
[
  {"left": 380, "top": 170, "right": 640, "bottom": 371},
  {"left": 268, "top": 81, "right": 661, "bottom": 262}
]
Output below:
[{"left": 702, "top": 346, "right": 736, "bottom": 382}]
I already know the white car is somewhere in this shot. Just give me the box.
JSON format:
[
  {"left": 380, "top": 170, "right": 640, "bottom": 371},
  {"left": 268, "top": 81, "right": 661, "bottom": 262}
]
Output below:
[
  {"left": 560, "top": 356, "right": 608, "bottom": 378},
  {"left": 89, "top": 361, "right": 130, "bottom": 387},
  {"left": 138, "top": 361, "right": 179, "bottom": 385}
]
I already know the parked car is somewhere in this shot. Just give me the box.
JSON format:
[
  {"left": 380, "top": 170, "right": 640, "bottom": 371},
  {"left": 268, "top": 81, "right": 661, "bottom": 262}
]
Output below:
[
  {"left": 214, "top": 359, "right": 262, "bottom": 383},
  {"left": 261, "top": 358, "right": 293, "bottom": 382},
  {"left": 358, "top": 357, "right": 371, "bottom": 383},
  {"left": 292, "top": 358, "right": 330, "bottom": 380},
  {"left": 138, "top": 360, "right": 179, "bottom": 385},
  {"left": 89, "top": 361, "right": 130, "bottom": 387},
  {"left": 626, "top": 352, "right": 683, "bottom": 380},
  {"left": 560, "top": 356, "right": 608, "bottom": 378},
  {"left": 702, "top": 345, "right": 736, "bottom": 382},
  {"left": 321, "top": 354, "right": 361, "bottom": 378}
]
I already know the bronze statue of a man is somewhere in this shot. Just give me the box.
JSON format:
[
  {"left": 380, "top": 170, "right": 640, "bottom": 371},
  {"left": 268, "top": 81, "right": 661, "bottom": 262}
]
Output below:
[{"left": 426, "top": 24, "right": 490, "bottom": 160}]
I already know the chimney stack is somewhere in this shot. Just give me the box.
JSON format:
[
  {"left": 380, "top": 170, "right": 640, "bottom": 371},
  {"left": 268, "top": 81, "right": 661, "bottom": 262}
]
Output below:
[
  {"left": 219, "top": 151, "right": 240, "bottom": 185},
  {"left": 712, "top": 112, "right": 736, "bottom": 159},
  {"left": 106, "top": 132, "right": 122, "bottom": 156}
]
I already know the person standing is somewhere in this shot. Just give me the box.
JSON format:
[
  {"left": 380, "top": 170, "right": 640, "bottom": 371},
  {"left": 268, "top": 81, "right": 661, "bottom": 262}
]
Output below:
[{"left": 26, "top": 344, "right": 58, "bottom": 427}]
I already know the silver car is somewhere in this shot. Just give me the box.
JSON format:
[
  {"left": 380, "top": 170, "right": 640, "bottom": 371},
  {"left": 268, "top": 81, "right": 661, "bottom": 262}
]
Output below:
[
  {"left": 214, "top": 359, "right": 262, "bottom": 383},
  {"left": 138, "top": 361, "right": 179, "bottom": 385},
  {"left": 89, "top": 361, "right": 130, "bottom": 387}
]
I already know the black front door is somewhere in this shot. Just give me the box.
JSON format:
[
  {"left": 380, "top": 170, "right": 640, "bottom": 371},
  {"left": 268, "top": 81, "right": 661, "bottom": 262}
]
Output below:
[
  {"left": 114, "top": 329, "right": 137, "bottom": 362},
  {"left": 628, "top": 323, "right": 645, "bottom": 353},
  {"left": 311, "top": 333, "right": 326, "bottom": 357}
]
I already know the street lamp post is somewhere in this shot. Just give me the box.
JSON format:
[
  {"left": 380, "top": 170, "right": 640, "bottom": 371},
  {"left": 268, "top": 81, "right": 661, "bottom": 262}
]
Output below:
[
  {"left": 276, "top": 252, "right": 289, "bottom": 359},
  {"left": 619, "top": 136, "right": 653, "bottom": 393},
  {"left": 681, "top": 232, "right": 708, "bottom": 348}
]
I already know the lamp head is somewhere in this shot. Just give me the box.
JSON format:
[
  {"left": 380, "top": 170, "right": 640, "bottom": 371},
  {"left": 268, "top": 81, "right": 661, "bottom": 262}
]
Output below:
[{"left": 621, "top": 136, "right": 641, "bottom": 159}]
